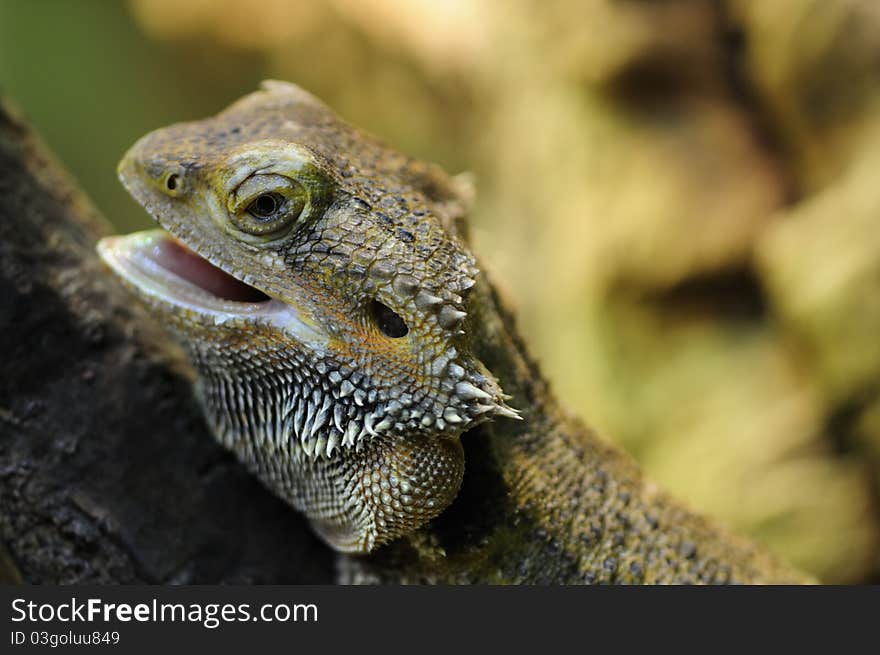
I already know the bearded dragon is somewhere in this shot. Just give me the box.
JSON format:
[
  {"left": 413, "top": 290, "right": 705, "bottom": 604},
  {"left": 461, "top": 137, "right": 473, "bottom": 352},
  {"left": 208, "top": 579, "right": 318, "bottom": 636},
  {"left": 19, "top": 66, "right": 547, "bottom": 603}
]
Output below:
[{"left": 98, "top": 81, "right": 809, "bottom": 582}]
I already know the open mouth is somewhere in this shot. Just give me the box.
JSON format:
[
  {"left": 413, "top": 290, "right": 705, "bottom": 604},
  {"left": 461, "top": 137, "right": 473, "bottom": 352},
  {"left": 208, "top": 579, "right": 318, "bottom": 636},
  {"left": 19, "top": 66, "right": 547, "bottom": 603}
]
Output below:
[
  {"left": 97, "top": 229, "right": 275, "bottom": 314},
  {"left": 97, "top": 229, "right": 327, "bottom": 345}
]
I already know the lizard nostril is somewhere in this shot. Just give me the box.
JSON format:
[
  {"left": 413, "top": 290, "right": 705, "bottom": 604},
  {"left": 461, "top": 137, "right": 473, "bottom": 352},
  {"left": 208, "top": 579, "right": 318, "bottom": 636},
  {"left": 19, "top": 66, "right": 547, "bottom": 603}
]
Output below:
[
  {"left": 369, "top": 300, "right": 409, "bottom": 338},
  {"left": 161, "top": 168, "right": 187, "bottom": 197}
]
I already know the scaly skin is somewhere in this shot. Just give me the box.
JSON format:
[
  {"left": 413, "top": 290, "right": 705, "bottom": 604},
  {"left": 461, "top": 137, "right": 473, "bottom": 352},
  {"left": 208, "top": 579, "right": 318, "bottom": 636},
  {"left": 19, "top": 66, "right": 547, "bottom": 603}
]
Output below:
[{"left": 99, "top": 81, "right": 809, "bottom": 582}]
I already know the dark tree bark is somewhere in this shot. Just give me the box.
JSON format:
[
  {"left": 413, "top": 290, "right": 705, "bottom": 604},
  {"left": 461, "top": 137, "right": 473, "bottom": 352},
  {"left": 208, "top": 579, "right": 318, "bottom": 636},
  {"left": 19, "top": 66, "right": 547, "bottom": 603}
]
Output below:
[{"left": 0, "top": 100, "right": 335, "bottom": 584}]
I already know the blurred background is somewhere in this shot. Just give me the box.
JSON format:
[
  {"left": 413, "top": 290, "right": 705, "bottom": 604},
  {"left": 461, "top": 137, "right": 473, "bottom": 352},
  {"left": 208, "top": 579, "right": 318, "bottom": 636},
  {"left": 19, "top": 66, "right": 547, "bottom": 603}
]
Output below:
[{"left": 2, "top": 0, "right": 879, "bottom": 583}]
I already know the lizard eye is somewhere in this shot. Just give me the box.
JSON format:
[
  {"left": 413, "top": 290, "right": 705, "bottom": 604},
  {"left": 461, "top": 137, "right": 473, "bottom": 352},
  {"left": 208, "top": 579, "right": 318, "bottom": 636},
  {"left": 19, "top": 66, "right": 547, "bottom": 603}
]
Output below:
[
  {"left": 230, "top": 174, "right": 307, "bottom": 237},
  {"left": 247, "top": 193, "right": 283, "bottom": 219},
  {"left": 370, "top": 300, "right": 409, "bottom": 338}
]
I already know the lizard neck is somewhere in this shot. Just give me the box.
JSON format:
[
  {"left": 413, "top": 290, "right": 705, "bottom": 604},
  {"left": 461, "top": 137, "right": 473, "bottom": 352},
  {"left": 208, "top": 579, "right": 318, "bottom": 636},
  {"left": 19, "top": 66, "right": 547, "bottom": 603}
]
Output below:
[{"left": 340, "top": 275, "right": 811, "bottom": 583}]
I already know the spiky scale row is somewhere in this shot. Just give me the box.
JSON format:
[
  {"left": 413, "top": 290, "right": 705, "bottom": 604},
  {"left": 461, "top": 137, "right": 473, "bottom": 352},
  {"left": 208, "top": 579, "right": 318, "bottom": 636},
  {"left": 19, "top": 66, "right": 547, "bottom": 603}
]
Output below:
[{"left": 202, "top": 348, "right": 518, "bottom": 466}]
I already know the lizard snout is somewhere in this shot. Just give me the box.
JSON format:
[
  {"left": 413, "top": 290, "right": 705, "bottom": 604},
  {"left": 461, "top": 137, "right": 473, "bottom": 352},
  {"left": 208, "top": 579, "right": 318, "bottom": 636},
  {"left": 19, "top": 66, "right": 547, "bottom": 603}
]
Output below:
[{"left": 117, "top": 133, "right": 193, "bottom": 201}]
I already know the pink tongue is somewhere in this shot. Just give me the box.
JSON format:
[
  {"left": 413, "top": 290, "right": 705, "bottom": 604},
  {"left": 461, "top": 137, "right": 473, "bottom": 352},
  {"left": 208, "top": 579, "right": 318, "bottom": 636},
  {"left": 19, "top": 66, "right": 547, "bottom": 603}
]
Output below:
[{"left": 155, "top": 238, "right": 270, "bottom": 303}]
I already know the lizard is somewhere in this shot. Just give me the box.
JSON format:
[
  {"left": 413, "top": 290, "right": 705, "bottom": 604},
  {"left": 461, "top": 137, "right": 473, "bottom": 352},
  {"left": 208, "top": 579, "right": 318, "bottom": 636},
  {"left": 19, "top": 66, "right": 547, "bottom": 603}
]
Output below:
[{"left": 97, "top": 81, "right": 810, "bottom": 583}]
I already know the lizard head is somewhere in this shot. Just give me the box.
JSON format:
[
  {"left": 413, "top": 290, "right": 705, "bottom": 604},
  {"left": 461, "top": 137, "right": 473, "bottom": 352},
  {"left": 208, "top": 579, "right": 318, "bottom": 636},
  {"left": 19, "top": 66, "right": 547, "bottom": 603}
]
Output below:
[{"left": 97, "top": 80, "right": 518, "bottom": 552}]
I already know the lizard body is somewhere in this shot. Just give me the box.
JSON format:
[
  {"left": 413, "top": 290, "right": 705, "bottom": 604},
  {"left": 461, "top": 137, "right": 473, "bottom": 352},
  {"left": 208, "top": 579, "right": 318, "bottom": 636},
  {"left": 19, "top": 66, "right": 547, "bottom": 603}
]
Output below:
[{"left": 99, "top": 81, "right": 809, "bottom": 582}]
